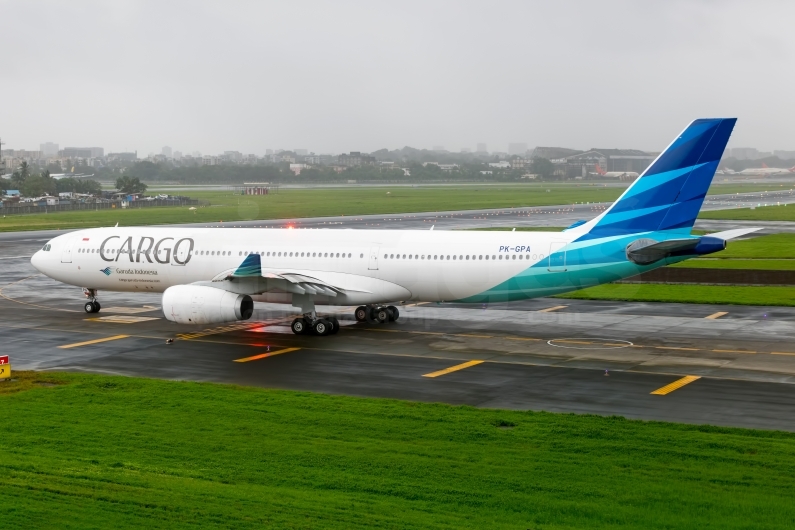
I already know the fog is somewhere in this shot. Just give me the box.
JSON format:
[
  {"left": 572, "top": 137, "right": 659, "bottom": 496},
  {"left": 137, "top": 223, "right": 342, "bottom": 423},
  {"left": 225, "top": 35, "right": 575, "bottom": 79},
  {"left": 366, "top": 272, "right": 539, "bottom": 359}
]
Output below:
[{"left": 2, "top": 0, "right": 794, "bottom": 154}]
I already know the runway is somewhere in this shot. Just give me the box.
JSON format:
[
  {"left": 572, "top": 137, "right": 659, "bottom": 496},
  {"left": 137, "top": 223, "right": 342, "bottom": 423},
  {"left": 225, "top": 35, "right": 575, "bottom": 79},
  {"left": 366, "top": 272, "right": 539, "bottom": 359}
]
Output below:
[{"left": 3, "top": 197, "right": 795, "bottom": 431}]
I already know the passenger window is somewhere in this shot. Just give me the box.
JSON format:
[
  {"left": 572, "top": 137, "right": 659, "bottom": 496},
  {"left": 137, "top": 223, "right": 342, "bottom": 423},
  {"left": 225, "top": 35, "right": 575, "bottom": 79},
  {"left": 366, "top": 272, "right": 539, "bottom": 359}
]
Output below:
[
  {"left": 360, "top": 253, "right": 364, "bottom": 258},
  {"left": 512, "top": 255, "right": 516, "bottom": 260},
  {"left": 499, "top": 255, "right": 503, "bottom": 260}
]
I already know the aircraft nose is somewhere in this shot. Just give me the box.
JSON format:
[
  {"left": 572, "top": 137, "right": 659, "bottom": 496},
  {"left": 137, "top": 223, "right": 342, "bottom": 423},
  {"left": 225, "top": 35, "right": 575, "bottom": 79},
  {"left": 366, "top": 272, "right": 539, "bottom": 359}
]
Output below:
[{"left": 31, "top": 249, "right": 44, "bottom": 272}]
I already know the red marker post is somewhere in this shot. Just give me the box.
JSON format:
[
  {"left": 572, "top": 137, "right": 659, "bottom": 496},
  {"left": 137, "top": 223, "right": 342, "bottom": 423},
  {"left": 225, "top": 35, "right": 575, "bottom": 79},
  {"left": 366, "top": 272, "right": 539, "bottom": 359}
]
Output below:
[{"left": 0, "top": 355, "right": 10, "bottom": 380}]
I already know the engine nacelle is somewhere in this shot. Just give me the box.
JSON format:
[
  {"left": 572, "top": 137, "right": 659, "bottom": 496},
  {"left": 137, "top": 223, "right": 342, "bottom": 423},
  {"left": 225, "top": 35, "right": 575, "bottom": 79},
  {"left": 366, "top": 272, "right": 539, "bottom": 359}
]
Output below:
[{"left": 162, "top": 285, "right": 254, "bottom": 325}]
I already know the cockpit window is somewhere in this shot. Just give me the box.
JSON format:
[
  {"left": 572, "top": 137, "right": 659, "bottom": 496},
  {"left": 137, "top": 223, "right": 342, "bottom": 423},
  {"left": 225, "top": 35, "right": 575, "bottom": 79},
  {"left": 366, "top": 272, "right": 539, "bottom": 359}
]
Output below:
[{"left": 42, "top": 244, "right": 52, "bottom": 251}]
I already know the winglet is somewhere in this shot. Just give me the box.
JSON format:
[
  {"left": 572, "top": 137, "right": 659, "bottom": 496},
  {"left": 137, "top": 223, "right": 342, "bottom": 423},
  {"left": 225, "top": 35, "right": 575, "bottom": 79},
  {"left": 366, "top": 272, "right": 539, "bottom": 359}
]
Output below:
[{"left": 232, "top": 253, "right": 262, "bottom": 277}]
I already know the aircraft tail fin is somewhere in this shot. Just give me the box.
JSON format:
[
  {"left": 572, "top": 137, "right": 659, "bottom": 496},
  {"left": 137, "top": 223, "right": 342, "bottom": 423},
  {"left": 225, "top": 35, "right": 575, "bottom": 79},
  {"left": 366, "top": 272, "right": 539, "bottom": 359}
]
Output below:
[
  {"left": 594, "top": 162, "right": 606, "bottom": 176},
  {"left": 574, "top": 118, "right": 737, "bottom": 241},
  {"left": 761, "top": 161, "right": 769, "bottom": 168}
]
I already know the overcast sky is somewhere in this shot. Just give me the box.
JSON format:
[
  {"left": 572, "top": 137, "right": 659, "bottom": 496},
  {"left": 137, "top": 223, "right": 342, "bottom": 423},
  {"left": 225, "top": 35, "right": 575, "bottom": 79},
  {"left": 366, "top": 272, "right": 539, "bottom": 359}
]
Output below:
[{"left": 2, "top": 0, "right": 794, "bottom": 155}]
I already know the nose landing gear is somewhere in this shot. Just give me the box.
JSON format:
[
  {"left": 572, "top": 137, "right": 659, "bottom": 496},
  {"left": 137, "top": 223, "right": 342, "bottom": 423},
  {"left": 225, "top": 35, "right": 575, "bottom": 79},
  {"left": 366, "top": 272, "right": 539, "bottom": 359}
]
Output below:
[{"left": 82, "top": 288, "right": 101, "bottom": 314}]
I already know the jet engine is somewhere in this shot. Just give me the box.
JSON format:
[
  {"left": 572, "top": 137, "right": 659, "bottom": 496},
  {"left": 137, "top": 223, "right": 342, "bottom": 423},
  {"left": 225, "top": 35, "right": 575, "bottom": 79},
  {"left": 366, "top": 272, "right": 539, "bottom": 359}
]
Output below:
[{"left": 162, "top": 285, "right": 254, "bottom": 325}]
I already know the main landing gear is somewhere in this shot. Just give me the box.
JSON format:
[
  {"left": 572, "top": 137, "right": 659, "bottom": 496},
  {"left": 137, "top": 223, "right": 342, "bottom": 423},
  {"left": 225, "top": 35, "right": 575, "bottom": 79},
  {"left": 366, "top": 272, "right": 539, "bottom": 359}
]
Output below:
[
  {"left": 82, "top": 288, "right": 101, "bottom": 314},
  {"left": 355, "top": 305, "right": 399, "bottom": 324},
  {"left": 291, "top": 312, "right": 340, "bottom": 336},
  {"left": 290, "top": 305, "right": 401, "bottom": 337}
]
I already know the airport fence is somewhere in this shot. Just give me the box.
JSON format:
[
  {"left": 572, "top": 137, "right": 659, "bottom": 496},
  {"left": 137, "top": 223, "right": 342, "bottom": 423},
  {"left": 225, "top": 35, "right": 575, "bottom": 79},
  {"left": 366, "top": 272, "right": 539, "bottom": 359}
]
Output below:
[{"left": 0, "top": 199, "right": 204, "bottom": 216}]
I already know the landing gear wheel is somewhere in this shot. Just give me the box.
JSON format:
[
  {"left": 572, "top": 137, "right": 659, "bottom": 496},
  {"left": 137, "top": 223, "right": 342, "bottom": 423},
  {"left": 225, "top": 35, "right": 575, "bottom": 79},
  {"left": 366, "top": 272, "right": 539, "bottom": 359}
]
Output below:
[
  {"left": 291, "top": 318, "right": 308, "bottom": 335},
  {"left": 84, "top": 301, "right": 96, "bottom": 314},
  {"left": 386, "top": 305, "right": 399, "bottom": 322},
  {"left": 328, "top": 316, "right": 340, "bottom": 334},
  {"left": 367, "top": 306, "right": 378, "bottom": 323},
  {"left": 93, "top": 301, "right": 101, "bottom": 313},
  {"left": 375, "top": 307, "right": 390, "bottom": 324},
  {"left": 355, "top": 306, "right": 368, "bottom": 322},
  {"left": 313, "top": 319, "right": 332, "bottom": 336}
]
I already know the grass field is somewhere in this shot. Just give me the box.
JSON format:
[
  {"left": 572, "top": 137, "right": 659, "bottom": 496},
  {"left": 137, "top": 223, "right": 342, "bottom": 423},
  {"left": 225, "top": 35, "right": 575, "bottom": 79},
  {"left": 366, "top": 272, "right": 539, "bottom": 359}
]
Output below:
[
  {"left": 557, "top": 283, "right": 795, "bottom": 306},
  {"left": 670, "top": 259, "right": 795, "bottom": 270},
  {"left": 3, "top": 371, "right": 795, "bottom": 529},
  {"left": 0, "top": 182, "right": 786, "bottom": 233},
  {"left": 700, "top": 204, "right": 795, "bottom": 222},
  {"left": 0, "top": 185, "right": 622, "bottom": 233}
]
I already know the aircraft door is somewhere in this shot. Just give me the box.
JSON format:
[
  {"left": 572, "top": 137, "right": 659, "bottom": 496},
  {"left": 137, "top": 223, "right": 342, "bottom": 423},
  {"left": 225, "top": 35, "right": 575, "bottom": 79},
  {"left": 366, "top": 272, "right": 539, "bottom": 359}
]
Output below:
[
  {"left": 60, "top": 238, "right": 75, "bottom": 263},
  {"left": 548, "top": 241, "right": 567, "bottom": 272},
  {"left": 368, "top": 245, "right": 380, "bottom": 270}
]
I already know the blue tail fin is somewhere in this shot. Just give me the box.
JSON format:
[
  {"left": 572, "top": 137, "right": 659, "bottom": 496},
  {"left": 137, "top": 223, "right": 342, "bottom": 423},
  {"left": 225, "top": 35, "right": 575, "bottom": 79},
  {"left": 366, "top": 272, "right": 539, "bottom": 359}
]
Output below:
[{"left": 577, "top": 118, "right": 736, "bottom": 240}]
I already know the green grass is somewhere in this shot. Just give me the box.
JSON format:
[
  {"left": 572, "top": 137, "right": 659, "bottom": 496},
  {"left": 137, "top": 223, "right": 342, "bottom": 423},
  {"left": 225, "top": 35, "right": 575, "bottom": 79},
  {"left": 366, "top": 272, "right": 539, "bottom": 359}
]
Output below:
[
  {"left": 671, "top": 259, "right": 795, "bottom": 270},
  {"left": 700, "top": 203, "right": 795, "bottom": 221},
  {"left": 0, "top": 182, "right": 785, "bottom": 233},
  {"left": 557, "top": 283, "right": 795, "bottom": 306},
  {"left": 3, "top": 371, "right": 795, "bottom": 529},
  {"left": 0, "top": 185, "right": 622, "bottom": 233},
  {"left": 714, "top": 234, "right": 795, "bottom": 259}
]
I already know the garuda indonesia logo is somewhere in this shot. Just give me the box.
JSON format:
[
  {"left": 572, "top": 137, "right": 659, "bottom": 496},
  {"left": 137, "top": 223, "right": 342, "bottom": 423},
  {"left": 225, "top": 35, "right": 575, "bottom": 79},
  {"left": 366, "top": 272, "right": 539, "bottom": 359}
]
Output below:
[{"left": 99, "top": 267, "right": 112, "bottom": 276}]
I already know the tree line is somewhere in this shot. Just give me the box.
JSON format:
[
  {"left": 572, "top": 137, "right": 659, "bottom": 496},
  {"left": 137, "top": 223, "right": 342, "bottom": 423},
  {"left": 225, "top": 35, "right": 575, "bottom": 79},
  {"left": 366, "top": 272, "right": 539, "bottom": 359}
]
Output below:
[
  {"left": 0, "top": 162, "right": 103, "bottom": 197},
  {"left": 0, "top": 161, "right": 147, "bottom": 197},
  {"left": 122, "top": 158, "right": 556, "bottom": 184}
]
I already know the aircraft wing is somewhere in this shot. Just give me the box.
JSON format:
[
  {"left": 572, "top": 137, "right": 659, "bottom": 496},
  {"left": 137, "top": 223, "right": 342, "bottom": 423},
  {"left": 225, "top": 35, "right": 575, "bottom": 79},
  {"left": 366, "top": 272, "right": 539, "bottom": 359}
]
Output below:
[{"left": 194, "top": 253, "right": 372, "bottom": 296}]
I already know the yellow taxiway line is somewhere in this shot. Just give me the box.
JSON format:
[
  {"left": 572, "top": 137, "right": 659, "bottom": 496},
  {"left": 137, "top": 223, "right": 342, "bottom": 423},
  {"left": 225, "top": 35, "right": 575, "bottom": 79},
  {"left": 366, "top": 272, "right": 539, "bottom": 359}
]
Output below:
[
  {"left": 423, "top": 360, "right": 484, "bottom": 378},
  {"left": 58, "top": 335, "right": 130, "bottom": 349},
  {"left": 537, "top": 305, "right": 567, "bottom": 313},
  {"left": 650, "top": 375, "right": 701, "bottom": 395},
  {"left": 705, "top": 312, "right": 729, "bottom": 319},
  {"left": 233, "top": 347, "right": 301, "bottom": 363}
]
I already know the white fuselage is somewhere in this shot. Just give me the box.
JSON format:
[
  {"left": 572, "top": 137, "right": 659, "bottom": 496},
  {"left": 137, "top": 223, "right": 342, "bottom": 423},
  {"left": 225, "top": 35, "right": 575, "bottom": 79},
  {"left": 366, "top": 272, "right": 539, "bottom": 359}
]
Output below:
[{"left": 32, "top": 226, "right": 575, "bottom": 305}]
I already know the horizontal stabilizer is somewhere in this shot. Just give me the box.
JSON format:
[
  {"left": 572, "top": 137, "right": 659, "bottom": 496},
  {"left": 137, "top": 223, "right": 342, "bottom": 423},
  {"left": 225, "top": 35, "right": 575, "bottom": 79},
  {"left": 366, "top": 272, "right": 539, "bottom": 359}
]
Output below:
[{"left": 703, "top": 227, "right": 762, "bottom": 240}]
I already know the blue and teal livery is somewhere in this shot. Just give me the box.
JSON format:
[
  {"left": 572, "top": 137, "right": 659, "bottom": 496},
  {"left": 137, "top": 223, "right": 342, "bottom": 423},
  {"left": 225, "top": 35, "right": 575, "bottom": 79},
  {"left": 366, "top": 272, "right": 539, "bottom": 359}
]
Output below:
[{"left": 459, "top": 118, "right": 740, "bottom": 303}]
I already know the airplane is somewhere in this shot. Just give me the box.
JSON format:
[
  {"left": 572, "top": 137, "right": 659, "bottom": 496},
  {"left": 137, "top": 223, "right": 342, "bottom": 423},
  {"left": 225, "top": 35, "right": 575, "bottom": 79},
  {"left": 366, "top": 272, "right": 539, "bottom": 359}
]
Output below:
[
  {"left": 31, "top": 118, "right": 758, "bottom": 336},
  {"left": 50, "top": 173, "right": 96, "bottom": 180},
  {"left": 593, "top": 163, "right": 639, "bottom": 179},
  {"left": 737, "top": 162, "right": 795, "bottom": 176}
]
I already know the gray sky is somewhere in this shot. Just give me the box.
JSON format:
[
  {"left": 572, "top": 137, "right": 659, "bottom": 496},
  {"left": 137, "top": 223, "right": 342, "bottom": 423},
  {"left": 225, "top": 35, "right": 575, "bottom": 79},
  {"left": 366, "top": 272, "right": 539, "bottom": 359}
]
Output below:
[{"left": 2, "top": 0, "right": 794, "bottom": 155}]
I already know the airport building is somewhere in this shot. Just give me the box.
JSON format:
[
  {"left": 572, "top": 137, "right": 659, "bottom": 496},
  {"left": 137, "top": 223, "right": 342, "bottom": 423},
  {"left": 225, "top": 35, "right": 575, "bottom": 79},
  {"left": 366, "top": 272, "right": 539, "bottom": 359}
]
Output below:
[
  {"left": 337, "top": 152, "right": 376, "bottom": 167},
  {"left": 552, "top": 149, "right": 656, "bottom": 178}
]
